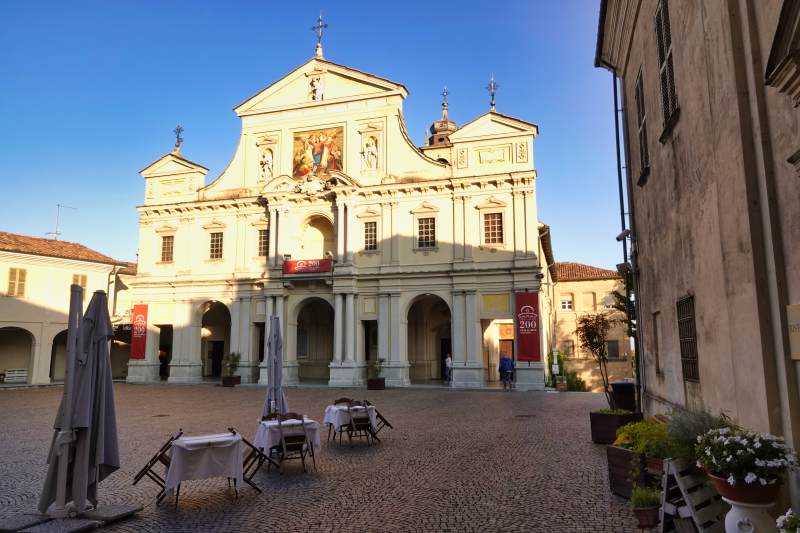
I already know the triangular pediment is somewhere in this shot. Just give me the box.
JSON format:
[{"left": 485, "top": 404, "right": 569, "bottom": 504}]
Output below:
[
  {"left": 140, "top": 152, "right": 208, "bottom": 178},
  {"left": 235, "top": 58, "right": 408, "bottom": 116},
  {"left": 449, "top": 112, "right": 539, "bottom": 142}
]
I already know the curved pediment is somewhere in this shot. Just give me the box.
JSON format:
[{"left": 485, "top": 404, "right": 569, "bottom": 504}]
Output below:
[{"left": 260, "top": 175, "right": 297, "bottom": 195}]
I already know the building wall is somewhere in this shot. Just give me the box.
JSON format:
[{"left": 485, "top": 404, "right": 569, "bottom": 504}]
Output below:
[{"left": 599, "top": 0, "right": 800, "bottom": 436}]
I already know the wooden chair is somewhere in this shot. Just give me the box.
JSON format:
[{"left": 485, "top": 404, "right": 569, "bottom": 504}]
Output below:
[
  {"left": 328, "top": 397, "right": 353, "bottom": 442},
  {"left": 228, "top": 427, "right": 278, "bottom": 494},
  {"left": 346, "top": 400, "right": 375, "bottom": 447},
  {"left": 268, "top": 412, "right": 316, "bottom": 474},
  {"left": 262, "top": 412, "right": 280, "bottom": 421},
  {"left": 364, "top": 400, "right": 393, "bottom": 436},
  {"left": 132, "top": 429, "right": 183, "bottom": 504}
]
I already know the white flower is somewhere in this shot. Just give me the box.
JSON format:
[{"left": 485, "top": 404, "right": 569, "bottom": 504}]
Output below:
[
  {"left": 760, "top": 478, "right": 767, "bottom": 485},
  {"left": 728, "top": 475, "right": 736, "bottom": 485},
  {"left": 745, "top": 472, "right": 758, "bottom": 484}
]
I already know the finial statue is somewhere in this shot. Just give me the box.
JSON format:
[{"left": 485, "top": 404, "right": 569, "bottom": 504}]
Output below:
[
  {"left": 440, "top": 85, "right": 450, "bottom": 122},
  {"left": 312, "top": 12, "right": 328, "bottom": 59},
  {"left": 173, "top": 124, "right": 184, "bottom": 154},
  {"left": 486, "top": 75, "right": 499, "bottom": 112}
]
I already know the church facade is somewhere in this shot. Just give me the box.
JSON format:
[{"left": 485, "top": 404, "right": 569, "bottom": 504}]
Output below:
[{"left": 127, "top": 40, "right": 551, "bottom": 389}]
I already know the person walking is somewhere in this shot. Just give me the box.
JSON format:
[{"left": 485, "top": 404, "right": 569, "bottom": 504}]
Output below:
[
  {"left": 499, "top": 353, "right": 514, "bottom": 390},
  {"left": 444, "top": 353, "right": 453, "bottom": 384}
]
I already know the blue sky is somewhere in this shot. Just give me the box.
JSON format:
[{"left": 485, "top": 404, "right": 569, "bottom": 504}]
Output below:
[{"left": 0, "top": 1, "right": 623, "bottom": 268}]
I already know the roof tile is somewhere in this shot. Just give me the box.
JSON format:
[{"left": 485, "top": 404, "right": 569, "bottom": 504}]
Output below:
[
  {"left": 554, "top": 261, "right": 621, "bottom": 282},
  {"left": 0, "top": 231, "right": 123, "bottom": 266}
]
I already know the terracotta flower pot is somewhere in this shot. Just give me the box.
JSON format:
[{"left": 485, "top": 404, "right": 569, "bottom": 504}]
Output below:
[
  {"left": 367, "top": 377, "right": 385, "bottom": 390},
  {"left": 221, "top": 375, "right": 241, "bottom": 387},
  {"left": 707, "top": 473, "right": 781, "bottom": 505},
  {"left": 632, "top": 507, "right": 660, "bottom": 529}
]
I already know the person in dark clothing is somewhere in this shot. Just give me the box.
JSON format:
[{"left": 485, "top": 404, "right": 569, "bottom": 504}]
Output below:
[{"left": 499, "top": 354, "right": 514, "bottom": 390}]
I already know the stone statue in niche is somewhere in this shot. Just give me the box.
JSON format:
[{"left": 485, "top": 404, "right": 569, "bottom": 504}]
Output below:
[
  {"left": 259, "top": 148, "right": 274, "bottom": 180},
  {"left": 362, "top": 135, "right": 378, "bottom": 170},
  {"left": 309, "top": 75, "right": 324, "bottom": 101}
]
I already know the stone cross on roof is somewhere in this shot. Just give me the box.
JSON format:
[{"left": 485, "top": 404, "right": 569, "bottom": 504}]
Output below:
[
  {"left": 486, "top": 75, "right": 499, "bottom": 112},
  {"left": 173, "top": 124, "right": 184, "bottom": 153},
  {"left": 312, "top": 13, "right": 328, "bottom": 59}
]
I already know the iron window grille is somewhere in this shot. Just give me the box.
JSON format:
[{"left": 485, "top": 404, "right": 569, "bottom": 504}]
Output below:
[
  {"left": 656, "top": 0, "right": 679, "bottom": 131},
  {"left": 417, "top": 217, "right": 436, "bottom": 248},
  {"left": 161, "top": 235, "right": 174, "bottom": 262},
  {"left": 676, "top": 295, "right": 699, "bottom": 382},
  {"left": 483, "top": 212, "right": 504, "bottom": 244},
  {"left": 258, "top": 229, "right": 269, "bottom": 257},
  {"left": 364, "top": 221, "right": 377, "bottom": 251},
  {"left": 7, "top": 268, "right": 26, "bottom": 297},
  {"left": 210, "top": 232, "right": 224, "bottom": 260}
]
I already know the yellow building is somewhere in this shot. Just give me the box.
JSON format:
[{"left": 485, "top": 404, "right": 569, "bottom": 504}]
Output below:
[
  {"left": 128, "top": 34, "right": 553, "bottom": 389},
  {"left": 0, "top": 231, "right": 130, "bottom": 384}
]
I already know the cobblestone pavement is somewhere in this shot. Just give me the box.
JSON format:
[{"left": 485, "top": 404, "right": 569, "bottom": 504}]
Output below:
[{"left": 0, "top": 385, "right": 637, "bottom": 532}]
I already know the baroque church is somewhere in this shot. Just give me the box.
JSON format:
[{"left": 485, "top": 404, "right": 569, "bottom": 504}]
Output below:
[{"left": 127, "top": 23, "right": 552, "bottom": 390}]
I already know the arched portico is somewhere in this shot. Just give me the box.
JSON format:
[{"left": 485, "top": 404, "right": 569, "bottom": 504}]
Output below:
[
  {"left": 293, "top": 297, "right": 334, "bottom": 383},
  {"left": 0, "top": 326, "right": 35, "bottom": 384},
  {"left": 49, "top": 329, "right": 69, "bottom": 382},
  {"left": 406, "top": 294, "right": 452, "bottom": 383},
  {"left": 200, "top": 301, "right": 230, "bottom": 378}
]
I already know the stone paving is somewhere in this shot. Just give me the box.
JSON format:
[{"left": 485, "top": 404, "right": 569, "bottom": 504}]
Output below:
[{"left": 0, "top": 384, "right": 637, "bottom": 532}]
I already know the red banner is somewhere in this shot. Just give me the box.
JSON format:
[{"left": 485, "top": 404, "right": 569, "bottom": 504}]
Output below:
[
  {"left": 130, "top": 304, "right": 148, "bottom": 360},
  {"left": 515, "top": 293, "right": 541, "bottom": 362},
  {"left": 282, "top": 258, "right": 333, "bottom": 274}
]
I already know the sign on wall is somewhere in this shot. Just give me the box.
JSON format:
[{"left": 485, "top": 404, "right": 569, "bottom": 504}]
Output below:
[
  {"left": 283, "top": 258, "right": 333, "bottom": 274},
  {"left": 515, "top": 292, "right": 541, "bottom": 362},
  {"left": 130, "top": 304, "right": 148, "bottom": 360}
]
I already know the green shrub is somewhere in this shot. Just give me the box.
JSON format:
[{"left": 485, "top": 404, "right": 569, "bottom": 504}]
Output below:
[
  {"left": 667, "top": 408, "right": 732, "bottom": 461},
  {"left": 614, "top": 419, "right": 674, "bottom": 458},
  {"left": 565, "top": 371, "right": 588, "bottom": 391},
  {"left": 630, "top": 486, "right": 661, "bottom": 508}
]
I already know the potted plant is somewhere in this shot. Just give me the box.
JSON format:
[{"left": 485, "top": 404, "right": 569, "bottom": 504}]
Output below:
[
  {"left": 221, "top": 352, "right": 241, "bottom": 387},
  {"left": 630, "top": 485, "right": 661, "bottom": 529},
  {"left": 609, "top": 419, "right": 674, "bottom": 498},
  {"left": 367, "top": 357, "right": 385, "bottom": 390},
  {"left": 578, "top": 313, "right": 642, "bottom": 443},
  {"left": 666, "top": 408, "right": 731, "bottom": 469},
  {"left": 777, "top": 509, "right": 800, "bottom": 532}
]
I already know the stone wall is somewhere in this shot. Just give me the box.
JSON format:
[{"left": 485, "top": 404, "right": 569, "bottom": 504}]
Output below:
[{"left": 563, "top": 358, "right": 633, "bottom": 392}]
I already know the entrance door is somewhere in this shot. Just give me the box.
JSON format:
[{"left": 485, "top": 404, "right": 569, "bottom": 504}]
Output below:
[
  {"left": 499, "top": 340, "right": 513, "bottom": 381},
  {"left": 210, "top": 341, "right": 224, "bottom": 377},
  {"left": 440, "top": 337, "right": 451, "bottom": 381}
]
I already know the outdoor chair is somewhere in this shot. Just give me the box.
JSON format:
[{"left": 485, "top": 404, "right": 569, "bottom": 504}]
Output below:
[
  {"left": 228, "top": 427, "right": 277, "bottom": 494},
  {"left": 268, "top": 412, "right": 316, "bottom": 474},
  {"left": 346, "top": 400, "right": 376, "bottom": 447},
  {"left": 262, "top": 412, "right": 280, "bottom": 421},
  {"left": 364, "top": 400, "right": 394, "bottom": 436},
  {"left": 327, "top": 397, "right": 353, "bottom": 442},
  {"left": 132, "top": 429, "right": 183, "bottom": 504}
]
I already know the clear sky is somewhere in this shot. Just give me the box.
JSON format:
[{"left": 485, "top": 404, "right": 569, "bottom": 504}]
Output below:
[{"left": 0, "top": 1, "right": 623, "bottom": 268}]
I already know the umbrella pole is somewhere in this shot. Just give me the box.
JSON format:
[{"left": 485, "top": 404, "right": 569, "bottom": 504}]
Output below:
[{"left": 51, "top": 284, "right": 84, "bottom": 518}]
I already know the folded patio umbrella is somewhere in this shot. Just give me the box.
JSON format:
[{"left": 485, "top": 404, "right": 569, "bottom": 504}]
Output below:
[
  {"left": 38, "top": 288, "right": 120, "bottom": 515},
  {"left": 263, "top": 315, "right": 288, "bottom": 416}
]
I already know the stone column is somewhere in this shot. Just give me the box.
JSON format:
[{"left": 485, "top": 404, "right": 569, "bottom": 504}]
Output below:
[
  {"left": 381, "top": 203, "right": 391, "bottom": 265},
  {"left": 169, "top": 302, "right": 202, "bottom": 383},
  {"left": 346, "top": 202, "right": 355, "bottom": 264},
  {"left": 390, "top": 202, "right": 400, "bottom": 265},
  {"left": 383, "top": 292, "right": 409, "bottom": 386},
  {"left": 462, "top": 196, "right": 474, "bottom": 261},
  {"left": 268, "top": 208, "right": 278, "bottom": 266},
  {"left": 513, "top": 191, "right": 525, "bottom": 258},
  {"left": 453, "top": 193, "right": 464, "bottom": 261},
  {"left": 378, "top": 293, "right": 390, "bottom": 361},
  {"left": 259, "top": 296, "right": 273, "bottom": 384},
  {"left": 524, "top": 189, "right": 537, "bottom": 256},
  {"left": 450, "top": 290, "right": 485, "bottom": 388},
  {"left": 451, "top": 292, "right": 466, "bottom": 365},
  {"left": 337, "top": 202, "right": 345, "bottom": 261},
  {"left": 333, "top": 293, "right": 343, "bottom": 363},
  {"left": 238, "top": 298, "right": 255, "bottom": 383},
  {"left": 229, "top": 299, "right": 242, "bottom": 355},
  {"left": 127, "top": 321, "right": 161, "bottom": 383},
  {"left": 344, "top": 293, "right": 355, "bottom": 362}
]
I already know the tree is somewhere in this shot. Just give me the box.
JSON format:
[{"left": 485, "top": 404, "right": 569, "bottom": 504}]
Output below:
[
  {"left": 575, "top": 313, "right": 615, "bottom": 408},
  {"left": 611, "top": 289, "right": 636, "bottom": 337}
]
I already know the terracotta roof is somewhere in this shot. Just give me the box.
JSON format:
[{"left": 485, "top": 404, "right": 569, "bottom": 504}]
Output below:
[
  {"left": 118, "top": 262, "right": 137, "bottom": 275},
  {"left": 0, "top": 231, "right": 124, "bottom": 266},
  {"left": 554, "top": 261, "right": 621, "bottom": 282}
]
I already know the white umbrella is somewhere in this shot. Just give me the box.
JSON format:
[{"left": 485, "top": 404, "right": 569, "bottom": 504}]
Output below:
[
  {"left": 263, "top": 315, "right": 288, "bottom": 416},
  {"left": 38, "top": 288, "right": 120, "bottom": 516}
]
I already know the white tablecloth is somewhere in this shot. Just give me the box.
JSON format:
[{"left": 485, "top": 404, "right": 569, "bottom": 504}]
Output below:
[
  {"left": 165, "top": 433, "right": 243, "bottom": 491},
  {"left": 254, "top": 418, "right": 321, "bottom": 451},
  {"left": 323, "top": 404, "right": 378, "bottom": 432}
]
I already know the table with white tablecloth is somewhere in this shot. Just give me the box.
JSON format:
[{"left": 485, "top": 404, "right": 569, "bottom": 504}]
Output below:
[
  {"left": 253, "top": 417, "right": 321, "bottom": 452},
  {"left": 323, "top": 404, "right": 378, "bottom": 432},
  {"left": 164, "top": 432, "right": 243, "bottom": 492}
]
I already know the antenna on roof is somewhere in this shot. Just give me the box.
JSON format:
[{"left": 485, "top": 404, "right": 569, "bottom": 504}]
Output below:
[{"left": 45, "top": 203, "right": 77, "bottom": 240}]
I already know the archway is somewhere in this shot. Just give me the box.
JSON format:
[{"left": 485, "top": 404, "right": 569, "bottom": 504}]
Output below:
[
  {"left": 50, "top": 330, "right": 69, "bottom": 382},
  {"left": 0, "top": 327, "right": 34, "bottom": 384},
  {"left": 407, "top": 294, "right": 452, "bottom": 383},
  {"left": 201, "top": 301, "right": 230, "bottom": 378},
  {"left": 296, "top": 298, "right": 334, "bottom": 383},
  {"left": 298, "top": 215, "right": 335, "bottom": 260}
]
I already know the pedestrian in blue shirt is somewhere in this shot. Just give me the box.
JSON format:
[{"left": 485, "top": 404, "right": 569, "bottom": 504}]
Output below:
[{"left": 499, "top": 354, "right": 514, "bottom": 390}]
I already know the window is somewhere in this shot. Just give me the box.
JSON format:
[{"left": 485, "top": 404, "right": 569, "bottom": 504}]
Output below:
[
  {"left": 72, "top": 274, "right": 87, "bottom": 301},
  {"left": 417, "top": 217, "right": 436, "bottom": 248},
  {"left": 606, "top": 340, "right": 620, "bottom": 359},
  {"left": 582, "top": 292, "right": 596, "bottom": 311},
  {"left": 652, "top": 311, "right": 662, "bottom": 374},
  {"left": 562, "top": 340, "right": 575, "bottom": 357},
  {"left": 655, "top": 0, "right": 679, "bottom": 130},
  {"left": 676, "top": 295, "right": 699, "bottom": 382},
  {"left": 560, "top": 295, "right": 574, "bottom": 311},
  {"left": 634, "top": 72, "right": 650, "bottom": 179},
  {"left": 7, "top": 268, "right": 26, "bottom": 297},
  {"left": 483, "top": 212, "right": 503, "bottom": 244},
  {"left": 258, "top": 229, "right": 269, "bottom": 257},
  {"left": 209, "top": 232, "right": 223, "bottom": 260},
  {"left": 364, "top": 221, "right": 377, "bottom": 251},
  {"left": 161, "top": 235, "right": 174, "bottom": 262}
]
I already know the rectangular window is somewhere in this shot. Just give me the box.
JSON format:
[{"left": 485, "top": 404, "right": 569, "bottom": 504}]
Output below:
[
  {"left": 7, "top": 268, "right": 26, "bottom": 297},
  {"left": 161, "top": 235, "right": 174, "bottom": 262},
  {"left": 209, "top": 232, "right": 223, "bottom": 260},
  {"left": 72, "top": 274, "right": 88, "bottom": 301},
  {"left": 560, "top": 296, "right": 573, "bottom": 311},
  {"left": 652, "top": 311, "right": 662, "bottom": 374},
  {"left": 655, "top": 0, "right": 679, "bottom": 128},
  {"left": 258, "top": 229, "right": 269, "bottom": 257},
  {"left": 606, "top": 340, "right": 620, "bottom": 359},
  {"left": 634, "top": 72, "right": 650, "bottom": 176},
  {"left": 562, "top": 340, "right": 575, "bottom": 357},
  {"left": 364, "top": 221, "right": 377, "bottom": 251},
  {"left": 483, "top": 212, "right": 503, "bottom": 244},
  {"left": 676, "top": 295, "right": 699, "bottom": 382},
  {"left": 417, "top": 217, "right": 436, "bottom": 248}
]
